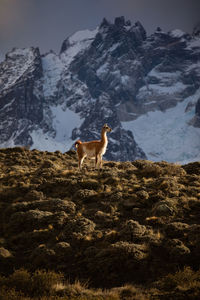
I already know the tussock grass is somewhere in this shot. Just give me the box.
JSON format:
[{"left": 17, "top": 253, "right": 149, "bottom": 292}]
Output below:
[
  {"left": 0, "top": 269, "right": 148, "bottom": 300},
  {"left": 160, "top": 267, "right": 200, "bottom": 289},
  {"left": 0, "top": 148, "right": 200, "bottom": 298}
]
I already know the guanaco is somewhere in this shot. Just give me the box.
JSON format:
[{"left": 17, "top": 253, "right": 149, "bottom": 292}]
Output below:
[{"left": 75, "top": 124, "right": 112, "bottom": 169}]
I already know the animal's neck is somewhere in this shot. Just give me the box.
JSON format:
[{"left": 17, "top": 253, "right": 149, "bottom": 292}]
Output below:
[{"left": 101, "top": 130, "right": 108, "bottom": 145}]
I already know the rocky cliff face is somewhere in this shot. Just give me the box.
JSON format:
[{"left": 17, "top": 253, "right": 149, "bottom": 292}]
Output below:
[
  {"left": 0, "top": 17, "right": 200, "bottom": 162},
  {"left": 0, "top": 47, "right": 43, "bottom": 147},
  {"left": 193, "top": 22, "right": 200, "bottom": 37}
]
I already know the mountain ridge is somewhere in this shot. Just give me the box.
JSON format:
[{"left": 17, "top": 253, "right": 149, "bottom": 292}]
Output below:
[{"left": 0, "top": 16, "right": 200, "bottom": 162}]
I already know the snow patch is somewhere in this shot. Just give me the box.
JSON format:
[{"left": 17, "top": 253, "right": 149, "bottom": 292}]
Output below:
[
  {"left": 170, "top": 29, "right": 186, "bottom": 38},
  {"left": 186, "top": 37, "right": 200, "bottom": 49},
  {"left": 69, "top": 28, "right": 98, "bottom": 44},
  {"left": 42, "top": 52, "right": 64, "bottom": 97},
  {"left": 139, "top": 81, "right": 187, "bottom": 95},
  {"left": 121, "top": 75, "right": 130, "bottom": 85},
  {"left": 61, "top": 28, "right": 98, "bottom": 66},
  {"left": 51, "top": 106, "right": 83, "bottom": 142},
  {"left": 0, "top": 98, "right": 15, "bottom": 112},
  {"left": 108, "top": 43, "right": 120, "bottom": 52},
  {"left": 97, "top": 62, "right": 109, "bottom": 76},
  {"left": 148, "top": 68, "right": 181, "bottom": 80},
  {"left": 186, "top": 61, "right": 200, "bottom": 77},
  {"left": 31, "top": 106, "right": 83, "bottom": 152},
  {"left": 122, "top": 88, "right": 200, "bottom": 163}
]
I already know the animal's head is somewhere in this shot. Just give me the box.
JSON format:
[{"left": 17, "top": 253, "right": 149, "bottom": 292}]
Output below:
[{"left": 103, "top": 124, "right": 112, "bottom": 132}]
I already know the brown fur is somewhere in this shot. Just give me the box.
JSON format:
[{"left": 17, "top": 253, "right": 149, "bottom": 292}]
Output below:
[{"left": 75, "top": 124, "right": 112, "bottom": 169}]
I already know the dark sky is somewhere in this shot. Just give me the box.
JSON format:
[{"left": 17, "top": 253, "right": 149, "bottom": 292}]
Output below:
[{"left": 0, "top": 0, "right": 200, "bottom": 60}]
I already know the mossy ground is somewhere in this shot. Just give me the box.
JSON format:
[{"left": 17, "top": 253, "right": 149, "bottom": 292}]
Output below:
[{"left": 0, "top": 147, "right": 200, "bottom": 299}]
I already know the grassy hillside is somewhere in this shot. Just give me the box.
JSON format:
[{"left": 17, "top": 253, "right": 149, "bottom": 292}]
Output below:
[{"left": 0, "top": 147, "right": 200, "bottom": 299}]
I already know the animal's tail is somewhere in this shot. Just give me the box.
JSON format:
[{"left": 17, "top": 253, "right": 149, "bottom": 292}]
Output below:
[{"left": 75, "top": 140, "right": 82, "bottom": 148}]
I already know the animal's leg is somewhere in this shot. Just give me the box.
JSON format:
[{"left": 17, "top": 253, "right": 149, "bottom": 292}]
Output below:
[
  {"left": 96, "top": 154, "right": 102, "bottom": 169},
  {"left": 78, "top": 155, "right": 86, "bottom": 170},
  {"left": 95, "top": 154, "right": 98, "bottom": 169},
  {"left": 79, "top": 155, "right": 86, "bottom": 170},
  {"left": 78, "top": 159, "right": 81, "bottom": 170},
  {"left": 99, "top": 155, "right": 103, "bottom": 169}
]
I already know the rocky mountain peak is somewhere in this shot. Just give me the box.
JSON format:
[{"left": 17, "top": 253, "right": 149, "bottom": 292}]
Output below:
[
  {"left": 98, "top": 16, "right": 146, "bottom": 45},
  {"left": 114, "top": 16, "right": 126, "bottom": 27},
  {"left": 0, "top": 46, "right": 43, "bottom": 147},
  {"left": 99, "top": 17, "right": 110, "bottom": 29},
  {"left": 0, "top": 17, "right": 200, "bottom": 162},
  {"left": 0, "top": 47, "right": 41, "bottom": 93},
  {"left": 130, "top": 21, "right": 146, "bottom": 40},
  {"left": 193, "top": 22, "right": 200, "bottom": 36}
]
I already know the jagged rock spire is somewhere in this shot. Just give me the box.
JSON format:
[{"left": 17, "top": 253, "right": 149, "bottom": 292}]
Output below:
[
  {"left": 100, "top": 17, "right": 110, "bottom": 29},
  {"left": 193, "top": 22, "right": 200, "bottom": 36},
  {"left": 114, "top": 16, "right": 126, "bottom": 27}
]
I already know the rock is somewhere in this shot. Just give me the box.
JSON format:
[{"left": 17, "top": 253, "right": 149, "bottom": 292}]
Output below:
[
  {"left": 193, "top": 22, "right": 200, "bottom": 36},
  {"left": 99, "top": 17, "right": 110, "bottom": 30},
  {"left": 114, "top": 16, "right": 126, "bottom": 27},
  {"left": 54, "top": 242, "right": 72, "bottom": 257},
  {"left": 0, "top": 47, "right": 43, "bottom": 147},
  {"left": 0, "top": 247, "right": 12, "bottom": 258},
  {"left": 192, "top": 98, "right": 200, "bottom": 127},
  {"left": 152, "top": 201, "right": 175, "bottom": 216},
  {"left": 195, "top": 98, "right": 200, "bottom": 116}
]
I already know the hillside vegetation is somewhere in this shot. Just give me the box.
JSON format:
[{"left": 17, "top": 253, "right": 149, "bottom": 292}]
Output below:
[{"left": 0, "top": 147, "right": 200, "bottom": 299}]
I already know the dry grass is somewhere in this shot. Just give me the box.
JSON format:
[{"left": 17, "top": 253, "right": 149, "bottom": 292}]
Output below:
[
  {"left": 0, "top": 148, "right": 200, "bottom": 298},
  {"left": 0, "top": 269, "right": 148, "bottom": 300},
  {"left": 161, "top": 267, "right": 200, "bottom": 288}
]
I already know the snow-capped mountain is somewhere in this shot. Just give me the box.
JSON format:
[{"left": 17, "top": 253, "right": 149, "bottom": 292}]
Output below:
[
  {"left": 0, "top": 16, "right": 200, "bottom": 162},
  {"left": 0, "top": 47, "right": 43, "bottom": 147}
]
